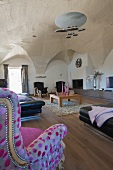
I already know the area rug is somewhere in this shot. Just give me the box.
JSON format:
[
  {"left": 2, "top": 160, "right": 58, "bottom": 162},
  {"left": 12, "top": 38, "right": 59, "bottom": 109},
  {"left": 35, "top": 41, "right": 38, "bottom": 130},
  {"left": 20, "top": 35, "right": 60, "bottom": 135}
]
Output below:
[{"left": 43, "top": 100, "right": 92, "bottom": 116}]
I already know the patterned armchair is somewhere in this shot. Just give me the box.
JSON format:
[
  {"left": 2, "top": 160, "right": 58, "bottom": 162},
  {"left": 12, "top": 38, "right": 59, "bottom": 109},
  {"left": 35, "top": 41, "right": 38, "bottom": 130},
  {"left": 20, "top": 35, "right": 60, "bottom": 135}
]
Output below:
[{"left": 0, "top": 88, "right": 67, "bottom": 170}]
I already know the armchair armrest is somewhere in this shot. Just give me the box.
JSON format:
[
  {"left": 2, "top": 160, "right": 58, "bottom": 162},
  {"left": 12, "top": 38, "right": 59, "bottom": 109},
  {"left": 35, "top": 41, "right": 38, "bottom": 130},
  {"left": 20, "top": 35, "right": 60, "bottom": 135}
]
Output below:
[
  {"left": 26, "top": 124, "right": 67, "bottom": 163},
  {"left": 44, "top": 87, "right": 48, "bottom": 90}
]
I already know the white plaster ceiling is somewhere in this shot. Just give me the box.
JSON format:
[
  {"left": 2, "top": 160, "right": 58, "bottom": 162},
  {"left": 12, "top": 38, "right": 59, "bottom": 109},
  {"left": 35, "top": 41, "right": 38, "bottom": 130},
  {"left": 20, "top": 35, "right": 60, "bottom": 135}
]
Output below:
[{"left": 0, "top": 0, "right": 113, "bottom": 73}]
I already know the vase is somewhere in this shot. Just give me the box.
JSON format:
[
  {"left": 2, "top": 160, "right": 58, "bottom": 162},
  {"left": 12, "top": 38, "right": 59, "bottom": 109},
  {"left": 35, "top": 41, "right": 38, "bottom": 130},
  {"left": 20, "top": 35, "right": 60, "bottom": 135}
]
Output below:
[
  {"left": 62, "top": 82, "right": 64, "bottom": 95},
  {"left": 64, "top": 86, "right": 66, "bottom": 95},
  {"left": 93, "top": 77, "right": 96, "bottom": 90},
  {"left": 62, "top": 82, "right": 66, "bottom": 95},
  {"left": 67, "top": 82, "right": 70, "bottom": 95}
]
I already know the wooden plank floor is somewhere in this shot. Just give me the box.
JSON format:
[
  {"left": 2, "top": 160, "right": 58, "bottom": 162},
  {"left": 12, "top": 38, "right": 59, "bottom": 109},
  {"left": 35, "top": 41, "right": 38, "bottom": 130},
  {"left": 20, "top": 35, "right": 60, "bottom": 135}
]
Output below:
[{"left": 22, "top": 96, "right": 113, "bottom": 170}]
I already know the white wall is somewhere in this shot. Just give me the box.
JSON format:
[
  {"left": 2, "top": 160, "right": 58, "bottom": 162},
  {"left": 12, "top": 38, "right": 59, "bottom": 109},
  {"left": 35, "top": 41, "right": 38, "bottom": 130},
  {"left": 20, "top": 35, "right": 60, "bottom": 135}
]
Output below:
[
  {"left": 0, "top": 64, "right": 4, "bottom": 78},
  {"left": 45, "top": 60, "right": 68, "bottom": 92},
  {"left": 86, "top": 55, "right": 94, "bottom": 89},
  {"left": 32, "top": 60, "right": 68, "bottom": 93},
  {"left": 68, "top": 52, "right": 94, "bottom": 89},
  {"left": 100, "top": 49, "right": 113, "bottom": 90}
]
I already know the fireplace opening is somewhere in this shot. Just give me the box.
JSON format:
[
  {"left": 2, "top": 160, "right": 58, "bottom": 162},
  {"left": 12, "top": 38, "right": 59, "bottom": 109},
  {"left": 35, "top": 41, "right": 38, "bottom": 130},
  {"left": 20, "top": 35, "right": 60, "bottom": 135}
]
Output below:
[{"left": 72, "top": 79, "right": 83, "bottom": 89}]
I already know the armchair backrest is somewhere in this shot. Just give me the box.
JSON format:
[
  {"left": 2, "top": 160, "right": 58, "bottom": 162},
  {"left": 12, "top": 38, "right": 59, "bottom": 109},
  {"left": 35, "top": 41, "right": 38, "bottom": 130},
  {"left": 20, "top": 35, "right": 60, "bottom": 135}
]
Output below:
[
  {"left": 56, "top": 81, "right": 65, "bottom": 92},
  {"left": 0, "top": 88, "right": 28, "bottom": 169},
  {"left": 34, "top": 82, "right": 44, "bottom": 90},
  {"left": 0, "top": 88, "right": 67, "bottom": 169}
]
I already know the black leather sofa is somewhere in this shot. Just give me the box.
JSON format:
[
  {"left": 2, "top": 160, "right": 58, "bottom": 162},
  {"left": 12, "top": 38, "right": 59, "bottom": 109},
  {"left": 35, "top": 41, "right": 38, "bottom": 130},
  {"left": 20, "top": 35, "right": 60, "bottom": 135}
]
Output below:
[
  {"left": 18, "top": 94, "right": 45, "bottom": 121},
  {"left": 79, "top": 103, "right": 113, "bottom": 138}
]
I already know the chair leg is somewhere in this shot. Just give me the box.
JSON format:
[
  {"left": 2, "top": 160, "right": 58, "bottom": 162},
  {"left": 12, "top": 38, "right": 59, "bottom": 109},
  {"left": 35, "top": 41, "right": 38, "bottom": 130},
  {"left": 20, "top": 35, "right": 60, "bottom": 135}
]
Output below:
[
  {"left": 34, "top": 88, "right": 37, "bottom": 96},
  {"left": 57, "top": 140, "right": 66, "bottom": 170},
  {"left": 61, "top": 140, "right": 66, "bottom": 149},
  {"left": 38, "top": 90, "right": 42, "bottom": 97},
  {"left": 57, "top": 154, "right": 65, "bottom": 170}
]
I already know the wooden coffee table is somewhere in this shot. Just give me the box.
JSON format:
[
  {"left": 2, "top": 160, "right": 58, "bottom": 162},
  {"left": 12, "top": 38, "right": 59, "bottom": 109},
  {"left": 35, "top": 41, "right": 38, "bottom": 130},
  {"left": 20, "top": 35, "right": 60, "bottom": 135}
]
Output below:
[{"left": 50, "top": 94, "right": 82, "bottom": 107}]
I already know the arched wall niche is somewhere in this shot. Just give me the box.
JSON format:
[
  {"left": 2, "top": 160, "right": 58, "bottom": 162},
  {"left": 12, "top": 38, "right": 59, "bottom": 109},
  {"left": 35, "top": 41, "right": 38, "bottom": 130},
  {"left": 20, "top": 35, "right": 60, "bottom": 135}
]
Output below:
[
  {"left": 45, "top": 60, "right": 68, "bottom": 92},
  {"left": 44, "top": 49, "right": 75, "bottom": 92}
]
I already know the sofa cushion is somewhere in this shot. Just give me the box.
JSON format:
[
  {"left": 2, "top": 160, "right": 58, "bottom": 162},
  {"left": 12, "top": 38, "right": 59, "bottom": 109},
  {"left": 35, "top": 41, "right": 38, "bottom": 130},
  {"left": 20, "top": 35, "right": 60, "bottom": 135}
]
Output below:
[
  {"left": 80, "top": 103, "right": 113, "bottom": 120},
  {"left": 80, "top": 106, "right": 92, "bottom": 119},
  {"left": 79, "top": 103, "right": 113, "bottom": 132},
  {"left": 18, "top": 94, "right": 45, "bottom": 118}
]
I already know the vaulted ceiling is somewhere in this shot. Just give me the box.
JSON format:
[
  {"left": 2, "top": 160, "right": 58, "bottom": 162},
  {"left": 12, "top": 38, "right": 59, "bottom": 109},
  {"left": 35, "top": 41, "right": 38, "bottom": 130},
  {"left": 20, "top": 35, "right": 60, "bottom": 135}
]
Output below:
[{"left": 0, "top": 0, "right": 113, "bottom": 73}]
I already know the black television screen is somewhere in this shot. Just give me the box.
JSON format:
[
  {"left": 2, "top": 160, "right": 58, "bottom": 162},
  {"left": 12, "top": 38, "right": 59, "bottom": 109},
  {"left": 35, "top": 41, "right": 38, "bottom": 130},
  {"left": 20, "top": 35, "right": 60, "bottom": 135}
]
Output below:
[{"left": 106, "top": 76, "right": 113, "bottom": 88}]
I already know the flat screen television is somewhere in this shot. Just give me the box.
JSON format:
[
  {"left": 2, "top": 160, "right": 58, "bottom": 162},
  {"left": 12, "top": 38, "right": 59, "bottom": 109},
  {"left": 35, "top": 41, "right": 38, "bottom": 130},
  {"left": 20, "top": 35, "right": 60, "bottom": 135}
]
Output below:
[{"left": 106, "top": 76, "right": 113, "bottom": 88}]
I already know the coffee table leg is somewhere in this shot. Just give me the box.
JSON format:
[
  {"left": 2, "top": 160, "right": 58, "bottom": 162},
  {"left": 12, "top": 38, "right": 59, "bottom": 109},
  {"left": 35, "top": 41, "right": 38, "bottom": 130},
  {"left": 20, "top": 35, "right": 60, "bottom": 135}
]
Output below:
[
  {"left": 58, "top": 98, "right": 62, "bottom": 107},
  {"left": 79, "top": 96, "right": 82, "bottom": 104}
]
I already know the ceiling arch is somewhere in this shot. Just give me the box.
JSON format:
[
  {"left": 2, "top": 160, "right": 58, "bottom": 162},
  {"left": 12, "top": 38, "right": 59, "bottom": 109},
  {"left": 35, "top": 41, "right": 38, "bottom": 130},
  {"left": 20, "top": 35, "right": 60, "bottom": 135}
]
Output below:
[
  {"left": 1, "top": 45, "right": 33, "bottom": 65},
  {"left": 45, "top": 49, "right": 75, "bottom": 72}
]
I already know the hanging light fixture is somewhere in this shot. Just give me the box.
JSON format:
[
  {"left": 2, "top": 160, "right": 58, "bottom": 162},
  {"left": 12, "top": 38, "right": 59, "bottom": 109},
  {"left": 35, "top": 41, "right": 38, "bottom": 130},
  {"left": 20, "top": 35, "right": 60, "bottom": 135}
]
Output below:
[
  {"left": 54, "top": 12, "right": 87, "bottom": 39},
  {"left": 55, "top": 26, "right": 85, "bottom": 38}
]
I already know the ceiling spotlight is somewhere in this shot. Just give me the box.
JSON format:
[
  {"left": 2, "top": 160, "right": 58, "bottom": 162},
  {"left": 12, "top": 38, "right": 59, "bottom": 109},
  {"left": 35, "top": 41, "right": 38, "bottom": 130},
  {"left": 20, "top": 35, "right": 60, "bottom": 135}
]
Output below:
[
  {"left": 68, "top": 33, "right": 73, "bottom": 35},
  {"left": 68, "top": 26, "right": 78, "bottom": 31},
  {"left": 78, "top": 28, "right": 86, "bottom": 32},
  {"left": 33, "top": 35, "right": 36, "bottom": 37},
  {"left": 67, "top": 27, "right": 73, "bottom": 31},
  {"left": 72, "top": 33, "right": 78, "bottom": 36},
  {"left": 72, "top": 25, "right": 77, "bottom": 27},
  {"left": 72, "top": 27, "right": 78, "bottom": 31},
  {"left": 55, "top": 26, "right": 85, "bottom": 38},
  {"left": 66, "top": 26, "right": 78, "bottom": 31},
  {"left": 55, "top": 29, "right": 67, "bottom": 32},
  {"left": 65, "top": 35, "right": 71, "bottom": 38}
]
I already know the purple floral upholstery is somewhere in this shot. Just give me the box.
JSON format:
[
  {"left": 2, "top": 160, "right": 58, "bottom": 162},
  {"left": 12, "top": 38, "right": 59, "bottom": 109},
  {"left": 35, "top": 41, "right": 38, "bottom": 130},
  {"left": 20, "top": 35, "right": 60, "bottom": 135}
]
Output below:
[{"left": 0, "top": 88, "right": 67, "bottom": 170}]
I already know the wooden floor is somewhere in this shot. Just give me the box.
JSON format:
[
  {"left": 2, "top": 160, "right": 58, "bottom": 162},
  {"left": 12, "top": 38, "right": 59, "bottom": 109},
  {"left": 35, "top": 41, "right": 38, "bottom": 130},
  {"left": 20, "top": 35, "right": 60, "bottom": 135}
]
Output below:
[{"left": 22, "top": 96, "right": 113, "bottom": 170}]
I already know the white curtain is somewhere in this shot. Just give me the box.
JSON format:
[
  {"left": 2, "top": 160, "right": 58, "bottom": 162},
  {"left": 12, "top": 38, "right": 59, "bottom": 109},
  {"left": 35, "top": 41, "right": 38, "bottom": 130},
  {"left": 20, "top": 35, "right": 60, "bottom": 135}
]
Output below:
[{"left": 21, "top": 65, "right": 29, "bottom": 93}]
